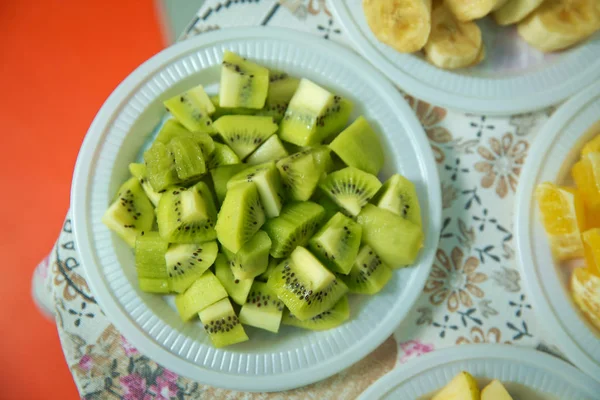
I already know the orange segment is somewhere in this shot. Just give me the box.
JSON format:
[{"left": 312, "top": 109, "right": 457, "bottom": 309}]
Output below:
[
  {"left": 535, "top": 182, "right": 586, "bottom": 261},
  {"left": 571, "top": 267, "right": 600, "bottom": 331},
  {"left": 582, "top": 134, "right": 600, "bottom": 156},
  {"left": 572, "top": 153, "right": 600, "bottom": 210},
  {"left": 585, "top": 204, "right": 600, "bottom": 229},
  {"left": 583, "top": 229, "right": 600, "bottom": 276}
]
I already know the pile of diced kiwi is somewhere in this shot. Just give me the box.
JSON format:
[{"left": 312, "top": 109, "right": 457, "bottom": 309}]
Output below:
[{"left": 103, "top": 51, "right": 424, "bottom": 348}]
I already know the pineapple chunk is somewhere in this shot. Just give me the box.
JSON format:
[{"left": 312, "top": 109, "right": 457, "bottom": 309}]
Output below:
[
  {"left": 432, "top": 371, "right": 480, "bottom": 400},
  {"left": 481, "top": 380, "right": 513, "bottom": 400}
]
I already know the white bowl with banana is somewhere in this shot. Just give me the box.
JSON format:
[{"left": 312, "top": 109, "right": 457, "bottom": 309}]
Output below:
[{"left": 331, "top": 0, "right": 600, "bottom": 115}]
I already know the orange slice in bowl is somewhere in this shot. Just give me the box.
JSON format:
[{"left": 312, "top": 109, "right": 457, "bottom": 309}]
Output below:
[
  {"left": 572, "top": 152, "right": 600, "bottom": 210},
  {"left": 535, "top": 182, "right": 586, "bottom": 261},
  {"left": 571, "top": 267, "right": 600, "bottom": 332},
  {"left": 583, "top": 229, "right": 600, "bottom": 277}
]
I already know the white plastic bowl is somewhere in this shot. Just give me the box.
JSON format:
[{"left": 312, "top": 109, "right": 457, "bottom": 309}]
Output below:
[
  {"left": 514, "top": 80, "right": 600, "bottom": 381},
  {"left": 71, "top": 27, "right": 442, "bottom": 392}
]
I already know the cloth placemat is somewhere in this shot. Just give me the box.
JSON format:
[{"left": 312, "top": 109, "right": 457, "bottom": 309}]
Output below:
[{"left": 32, "top": 1, "right": 567, "bottom": 398}]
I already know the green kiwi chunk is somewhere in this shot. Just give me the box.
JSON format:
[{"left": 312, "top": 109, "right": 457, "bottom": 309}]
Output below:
[
  {"left": 144, "top": 142, "right": 181, "bottom": 192},
  {"left": 167, "top": 136, "right": 206, "bottom": 181},
  {"left": 228, "top": 162, "right": 285, "bottom": 218},
  {"left": 166, "top": 241, "right": 219, "bottom": 293},
  {"left": 210, "top": 95, "right": 255, "bottom": 119},
  {"left": 319, "top": 167, "right": 382, "bottom": 216},
  {"left": 206, "top": 143, "right": 241, "bottom": 170},
  {"left": 282, "top": 295, "right": 349, "bottom": 330},
  {"left": 222, "top": 230, "right": 271, "bottom": 280},
  {"left": 175, "top": 271, "right": 227, "bottom": 321},
  {"left": 267, "top": 248, "right": 348, "bottom": 320},
  {"left": 164, "top": 84, "right": 215, "bottom": 133},
  {"left": 255, "top": 257, "right": 280, "bottom": 282},
  {"left": 246, "top": 135, "right": 289, "bottom": 165},
  {"left": 199, "top": 297, "right": 249, "bottom": 348},
  {"left": 155, "top": 120, "right": 215, "bottom": 158},
  {"left": 103, "top": 177, "right": 155, "bottom": 247},
  {"left": 156, "top": 182, "right": 218, "bottom": 243},
  {"left": 263, "top": 201, "right": 325, "bottom": 258},
  {"left": 307, "top": 146, "right": 334, "bottom": 176},
  {"left": 310, "top": 190, "right": 341, "bottom": 222},
  {"left": 329, "top": 116, "right": 384, "bottom": 175},
  {"left": 372, "top": 174, "right": 422, "bottom": 227},
  {"left": 276, "top": 152, "right": 321, "bottom": 201},
  {"left": 255, "top": 73, "right": 300, "bottom": 122},
  {"left": 129, "top": 163, "right": 161, "bottom": 206},
  {"left": 279, "top": 79, "right": 353, "bottom": 146},
  {"left": 338, "top": 245, "right": 392, "bottom": 294},
  {"left": 135, "top": 232, "right": 169, "bottom": 292},
  {"left": 213, "top": 115, "right": 278, "bottom": 160},
  {"left": 309, "top": 212, "right": 362, "bottom": 274},
  {"left": 239, "top": 281, "right": 284, "bottom": 333},
  {"left": 210, "top": 164, "right": 247, "bottom": 205},
  {"left": 214, "top": 254, "right": 254, "bottom": 305},
  {"left": 357, "top": 204, "right": 423, "bottom": 267},
  {"left": 220, "top": 51, "right": 269, "bottom": 109},
  {"left": 215, "top": 182, "right": 266, "bottom": 253}
]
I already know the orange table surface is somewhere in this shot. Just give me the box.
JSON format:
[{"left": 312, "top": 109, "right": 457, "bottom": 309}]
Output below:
[{"left": 1, "top": 1, "right": 165, "bottom": 398}]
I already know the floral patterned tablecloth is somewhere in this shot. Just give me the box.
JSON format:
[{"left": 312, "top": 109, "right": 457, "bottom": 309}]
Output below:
[{"left": 32, "top": 1, "right": 568, "bottom": 398}]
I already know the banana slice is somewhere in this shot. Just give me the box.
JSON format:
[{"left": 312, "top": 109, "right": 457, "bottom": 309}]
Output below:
[
  {"left": 424, "top": 3, "right": 483, "bottom": 69},
  {"left": 444, "top": 0, "right": 508, "bottom": 21},
  {"left": 363, "top": 0, "right": 433, "bottom": 53},
  {"left": 518, "top": 0, "right": 600, "bottom": 52},
  {"left": 493, "top": 0, "right": 544, "bottom": 25}
]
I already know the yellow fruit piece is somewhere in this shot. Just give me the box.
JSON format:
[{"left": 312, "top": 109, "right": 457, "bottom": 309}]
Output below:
[
  {"left": 363, "top": 0, "right": 432, "bottom": 53},
  {"left": 535, "top": 183, "right": 585, "bottom": 261},
  {"left": 432, "top": 371, "right": 480, "bottom": 400},
  {"left": 481, "top": 380, "right": 513, "bottom": 400},
  {"left": 583, "top": 229, "right": 600, "bottom": 276},
  {"left": 445, "top": 0, "right": 506, "bottom": 21},
  {"left": 571, "top": 267, "right": 600, "bottom": 331},
  {"left": 582, "top": 134, "right": 600, "bottom": 156},
  {"left": 572, "top": 153, "right": 600, "bottom": 210}
]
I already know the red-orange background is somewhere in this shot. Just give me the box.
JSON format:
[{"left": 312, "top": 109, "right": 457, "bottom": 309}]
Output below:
[{"left": 1, "top": 1, "right": 165, "bottom": 398}]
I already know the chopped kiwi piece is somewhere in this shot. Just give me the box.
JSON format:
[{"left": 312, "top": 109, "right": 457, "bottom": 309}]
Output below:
[
  {"left": 154, "top": 119, "right": 190, "bottom": 144},
  {"left": 210, "top": 95, "right": 255, "bottom": 119},
  {"left": 210, "top": 164, "right": 247, "bottom": 205},
  {"left": 256, "top": 257, "right": 280, "bottom": 282},
  {"left": 103, "top": 177, "right": 155, "bottom": 247},
  {"left": 206, "top": 143, "right": 241, "bottom": 169},
  {"left": 138, "top": 278, "right": 170, "bottom": 293},
  {"left": 283, "top": 295, "right": 349, "bottom": 330},
  {"left": 166, "top": 241, "right": 218, "bottom": 293},
  {"left": 276, "top": 152, "right": 321, "bottom": 201},
  {"left": 214, "top": 254, "right": 254, "bottom": 305},
  {"left": 129, "top": 163, "right": 161, "bottom": 206},
  {"left": 311, "top": 191, "right": 341, "bottom": 221},
  {"left": 255, "top": 73, "right": 300, "bottom": 122},
  {"left": 372, "top": 174, "right": 422, "bottom": 227},
  {"left": 135, "top": 232, "right": 169, "bottom": 292},
  {"left": 220, "top": 51, "right": 269, "bottom": 109},
  {"left": 223, "top": 230, "right": 271, "bottom": 280},
  {"left": 246, "top": 135, "right": 289, "bottom": 165},
  {"left": 338, "top": 245, "right": 392, "bottom": 295},
  {"left": 144, "top": 142, "right": 181, "bottom": 192},
  {"left": 279, "top": 79, "right": 353, "bottom": 146},
  {"left": 215, "top": 182, "right": 266, "bottom": 253},
  {"left": 307, "top": 146, "right": 334, "bottom": 176},
  {"left": 357, "top": 204, "right": 423, "bottom": 267},
  {"left": 227, "top": 162, "right": 285, "bottom": 218},
  {"left": 164, "top": 84, "right": 215, "bottom": 133},
  {"left": 319, "top": 167, "right": 382, "bottom": 216},
  {"left": 267, "top": 249, "right": 348, "bottom": 320},
  {"left": 263, "top": 201, "right": 325, "bottom": 258},
  {"left": 156, "top": 182, "right": 218, "bottom": 243},
  {"left": 329, "top": 116, "right": 384, "bottom": 175},
  {"left": 309, "top": 212, "right": 362, "bottom": 274},
  {"left": 199, "top": 297, "right": 249, "bottom": 348},
  {"left": 168, "top": 136, "right": 206, "bottom": 181},
  {"left": 175, "top": 271, "right": 227, "bottom": 321},
  {"left": 239, "top": 281, "right": 284, "bottom": 333},
  {"left": 213, "top": 115, "right": 278, "bottom": 160}
]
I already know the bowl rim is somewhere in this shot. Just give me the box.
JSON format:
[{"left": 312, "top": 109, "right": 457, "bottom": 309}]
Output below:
[
  {"left": 514, "top": 79, "right": 600, "bottom": 381},
  {"left": 70, "top": 26, "right": 442, "bottom": 392}
]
